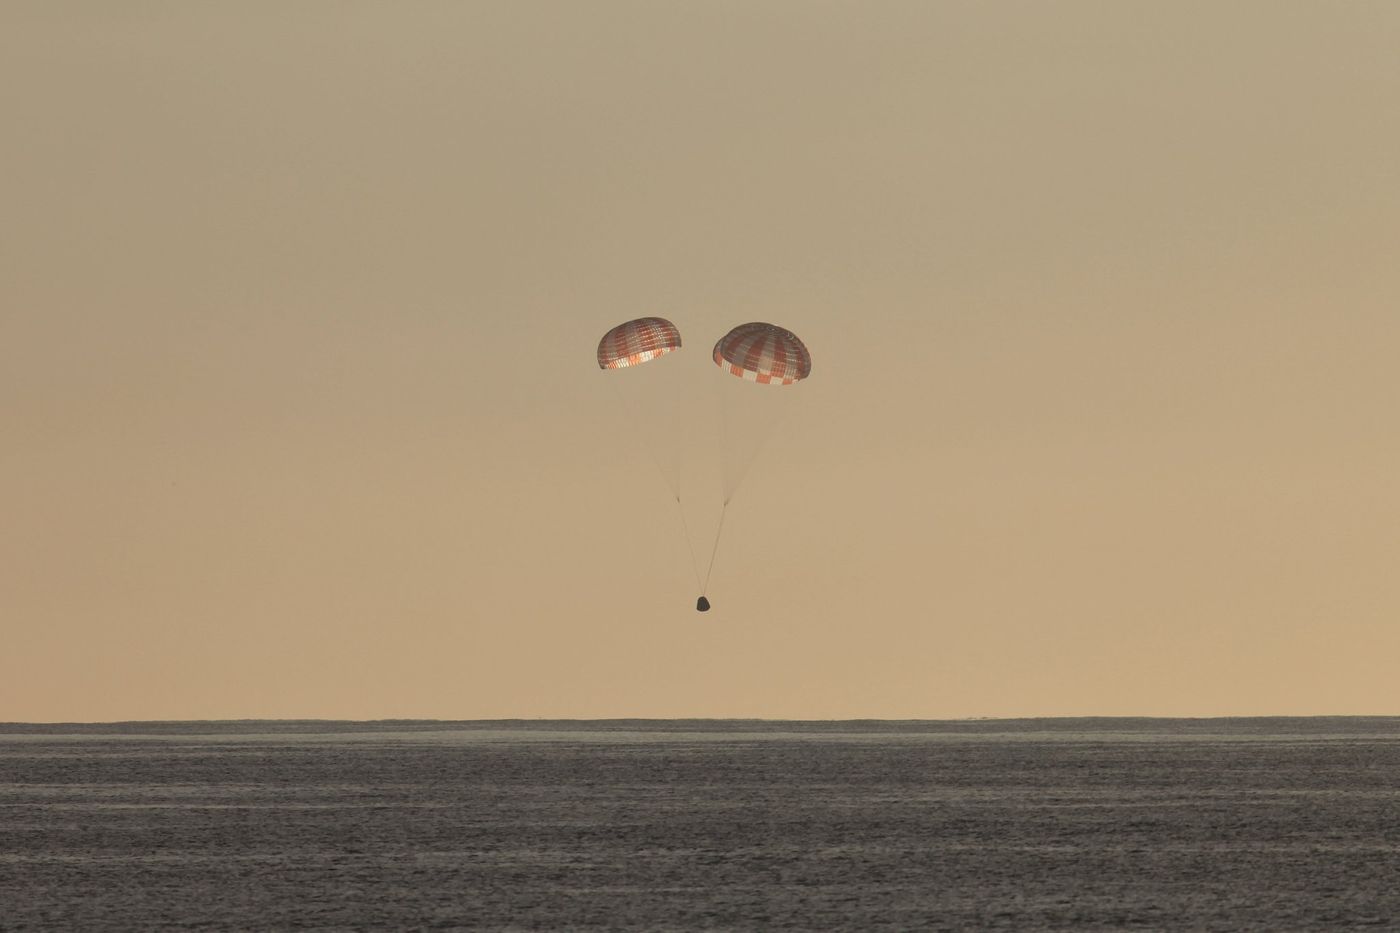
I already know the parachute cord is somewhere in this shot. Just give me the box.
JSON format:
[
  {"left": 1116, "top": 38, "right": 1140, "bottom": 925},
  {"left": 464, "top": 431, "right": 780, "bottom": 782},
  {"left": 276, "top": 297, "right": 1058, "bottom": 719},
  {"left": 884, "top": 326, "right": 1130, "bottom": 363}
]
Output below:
[
  {"left": 674, "top": 495, "right": 703, "bottom": 592},
  {"left": 607, "top": 377, "right": 679, "bottom": 499},
  {"left": 701, "top": 499, "right": 730, "bottom": 595}
]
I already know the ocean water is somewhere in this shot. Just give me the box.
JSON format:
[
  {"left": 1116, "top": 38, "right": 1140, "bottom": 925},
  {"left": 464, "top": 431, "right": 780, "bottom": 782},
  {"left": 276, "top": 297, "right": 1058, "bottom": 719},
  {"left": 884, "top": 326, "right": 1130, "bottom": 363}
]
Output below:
[{"left": 2, "top": 719, "right": 1398, "bottom": 930}]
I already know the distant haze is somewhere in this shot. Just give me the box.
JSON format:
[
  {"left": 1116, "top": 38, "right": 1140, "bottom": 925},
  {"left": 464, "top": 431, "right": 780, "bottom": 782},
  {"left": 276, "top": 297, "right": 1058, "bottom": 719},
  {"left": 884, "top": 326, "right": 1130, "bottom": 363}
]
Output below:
[{"left": 3, "top": 2, "right": 1398, "bottom": 720}]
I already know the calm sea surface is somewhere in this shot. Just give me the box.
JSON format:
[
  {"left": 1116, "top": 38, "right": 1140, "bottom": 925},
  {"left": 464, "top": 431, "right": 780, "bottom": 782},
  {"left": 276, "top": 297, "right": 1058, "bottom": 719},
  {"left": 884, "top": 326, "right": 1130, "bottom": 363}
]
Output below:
[{"left": 2, "top": 719, "right": 1398, "bottom": 930}]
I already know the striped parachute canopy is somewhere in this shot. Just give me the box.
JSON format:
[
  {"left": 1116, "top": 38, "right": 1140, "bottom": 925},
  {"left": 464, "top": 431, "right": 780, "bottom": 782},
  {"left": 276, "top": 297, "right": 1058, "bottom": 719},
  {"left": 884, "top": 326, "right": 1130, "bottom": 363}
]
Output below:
[
  {"left": 597, "top": 317, "right": 683, "bottom": 370},
  {"left": 713, "top": 322, "right": 812, "bottom": 385}
]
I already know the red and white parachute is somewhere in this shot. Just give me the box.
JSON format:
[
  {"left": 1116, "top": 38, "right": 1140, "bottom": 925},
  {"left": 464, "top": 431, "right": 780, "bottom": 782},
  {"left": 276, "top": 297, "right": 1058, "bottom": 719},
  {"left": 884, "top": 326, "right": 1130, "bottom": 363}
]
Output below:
[
  {"left": 712, "top": 322, "right": 812, "bottom": 385},
  {"left": 597, "top": 317, "right": 683, "bottom": 370}
]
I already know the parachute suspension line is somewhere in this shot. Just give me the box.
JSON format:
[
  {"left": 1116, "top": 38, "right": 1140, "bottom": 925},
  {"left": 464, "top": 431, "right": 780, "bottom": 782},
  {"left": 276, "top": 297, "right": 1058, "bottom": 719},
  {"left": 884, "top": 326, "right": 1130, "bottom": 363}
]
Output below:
[
  {"left": 671, "top": 462, "right": 703, "bottom": 592},
  {"left": 701, "top": 498, "right": 730, "bottom": 596},
  {"left": 674, "top": 493, "right": 704, "bottom": 592},
  {"left": 604, "top": 373, "right": 700, "bottom": 590},
  {"left": 715, "top": 368, "right": 784, "bottom": 506},
  {"left": 701, "top": 372, "right": 732, "bottom": 599},
  {"left": 606, "top": 377, "right": 679, "bottom": 499}
]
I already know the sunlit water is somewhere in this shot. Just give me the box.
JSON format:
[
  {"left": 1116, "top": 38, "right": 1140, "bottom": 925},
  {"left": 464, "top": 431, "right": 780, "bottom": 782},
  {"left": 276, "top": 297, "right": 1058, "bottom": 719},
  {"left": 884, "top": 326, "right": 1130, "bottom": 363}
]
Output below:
[{"left": 2, "top": 719, "right": 1398, "bottom": 929}]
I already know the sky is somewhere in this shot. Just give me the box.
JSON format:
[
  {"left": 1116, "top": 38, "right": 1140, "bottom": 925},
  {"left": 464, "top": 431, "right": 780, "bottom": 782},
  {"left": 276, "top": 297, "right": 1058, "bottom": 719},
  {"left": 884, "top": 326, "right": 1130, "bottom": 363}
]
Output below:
[{"left": 3, "top": 1, "right": 1398, "bottom": 721}]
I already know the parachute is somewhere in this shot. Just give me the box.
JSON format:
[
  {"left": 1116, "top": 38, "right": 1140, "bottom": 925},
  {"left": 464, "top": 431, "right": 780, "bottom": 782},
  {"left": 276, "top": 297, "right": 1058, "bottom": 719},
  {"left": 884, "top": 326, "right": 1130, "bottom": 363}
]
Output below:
[
  {"left": 596, "top": 317, "right": 688, "bottom": 497},
  {"left": 712, "top": 322, "right": 812, "bottom": 385},
  {"left": 597, "top": 317, "right": 812, "bottom": 612},
  {"left": 597, "top": 317, "right": 682, "bottom": 370},
  {"left": 710, "top": 323, "right": 811, "bottom": 500}
]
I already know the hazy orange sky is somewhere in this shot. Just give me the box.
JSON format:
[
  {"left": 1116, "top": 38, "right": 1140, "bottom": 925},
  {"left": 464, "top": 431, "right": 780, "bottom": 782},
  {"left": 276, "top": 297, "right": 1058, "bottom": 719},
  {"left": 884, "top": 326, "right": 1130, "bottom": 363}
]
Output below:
[{"left": 3, "top": 2, "right": 1398, "bottom": 721}]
